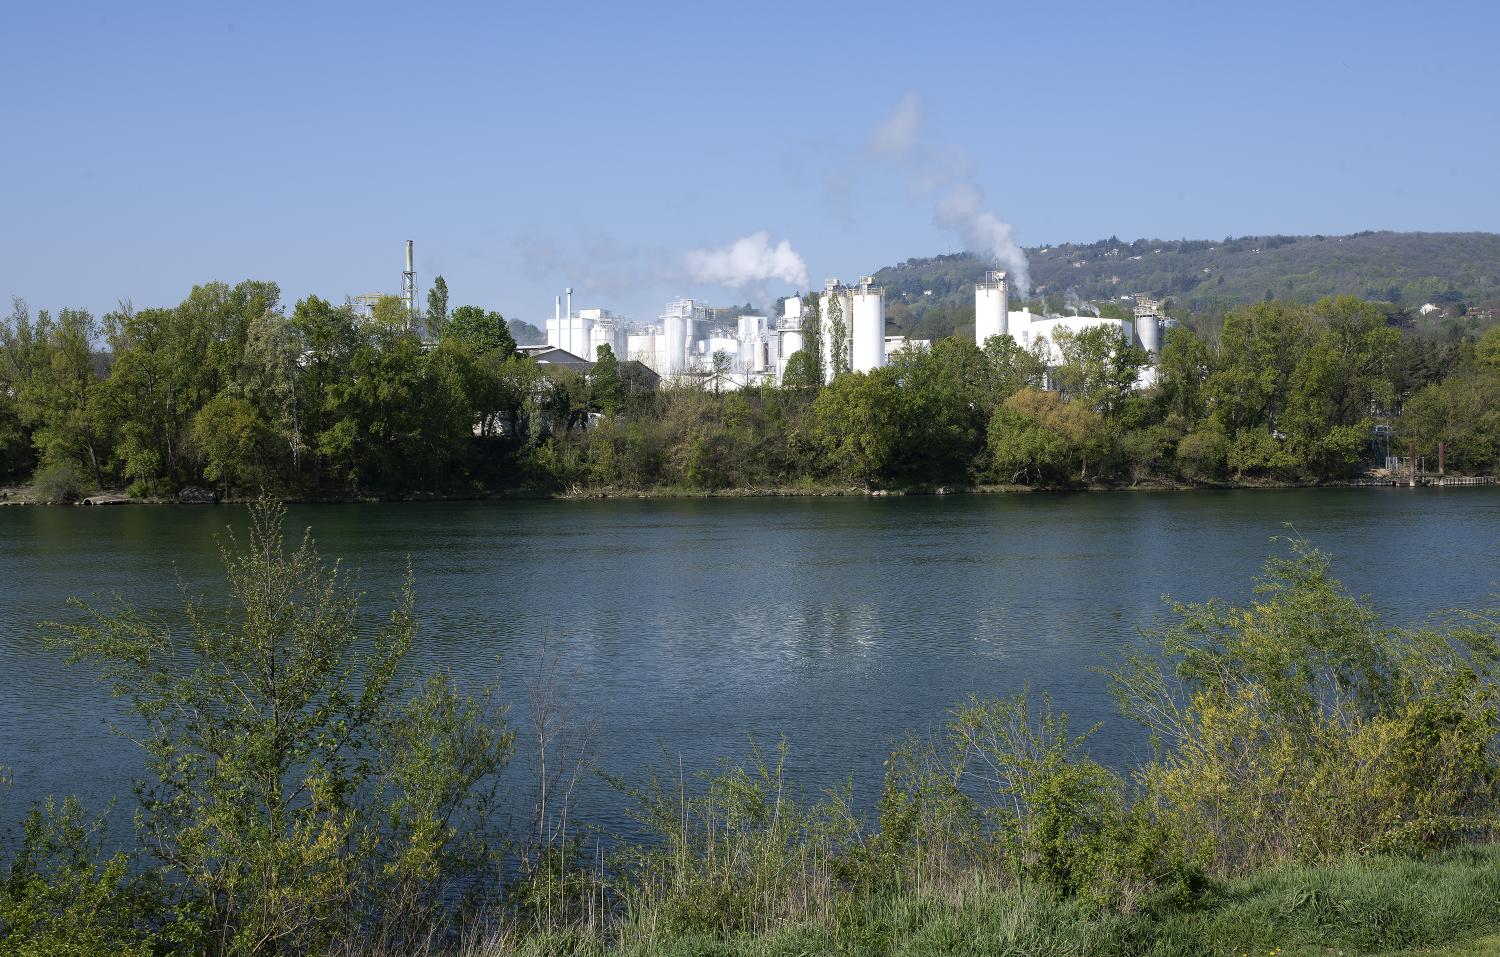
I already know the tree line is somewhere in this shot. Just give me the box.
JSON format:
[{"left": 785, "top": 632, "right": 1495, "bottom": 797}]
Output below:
[{"left": 2, "top": 282, "right": 1498, "bottom": 499}]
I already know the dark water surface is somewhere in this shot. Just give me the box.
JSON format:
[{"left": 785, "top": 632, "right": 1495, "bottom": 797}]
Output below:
[{"left": 3, "top": 489, "right": 1499, "bottom": 837}]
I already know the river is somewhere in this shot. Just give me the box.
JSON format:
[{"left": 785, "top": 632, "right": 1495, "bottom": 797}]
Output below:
[{"left": 2, "top": 488, "right": 1498, "bottom": 839}]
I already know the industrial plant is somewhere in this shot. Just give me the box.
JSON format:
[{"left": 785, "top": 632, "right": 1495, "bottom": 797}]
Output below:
[
  {"left": 358, "top": 241, "right": 1173, "bottom": 390},
  {"left": 538, "top": 269, "right": 1172, "bottom": 390}
]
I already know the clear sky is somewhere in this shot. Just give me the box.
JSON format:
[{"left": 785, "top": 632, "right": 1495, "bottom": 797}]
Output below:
[{"left": 4, "top": 0, "right": 1498, "bottom": 325}]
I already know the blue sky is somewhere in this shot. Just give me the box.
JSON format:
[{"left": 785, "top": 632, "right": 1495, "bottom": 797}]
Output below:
[{"left": 3, "top": 0, "right": 1497, "bottom": 325}]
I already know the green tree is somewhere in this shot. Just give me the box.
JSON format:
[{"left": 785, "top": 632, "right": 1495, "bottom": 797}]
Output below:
[
  {"left": 825, "top": 294, "right": 850, "bottom": 379},
  {"left": 981, "top": 333, "right": 1048, "bottom": 405},
  {"left": 811, "top": 368, "right": 903, "bottom": 487},
  {"left": 590, "top": 344, "right": 623, "bottom": 415},
  {"left": 16, "top": 308, "right": 110, "bottom": 486},
  {"left": 191, "top": 395, "right": 273, "bottom": 496},
  {"left": 1053, "top": 325, "right": 1149, "bottom": 418},
  {"left": 780, "top": 349, "right": 820, "bottom": 390},
  {"left": 1155, "top": 325, "right": 1215, "bottom": 424},
  {"left": 1399, "top": 370, "right": 1500, "bottom": 473},
  {"left": 235, "top": 309, "right": 305, "bottom": 479},
  {"left": 798, "top": 293, "right": 824, "bottom": 385},
  {"left": 425, "top": 275, "right": 449, "bottom": 340},
  {"left": 988, "top": 388, "right": 1105, "bottom": 485},
  {"left": 49, "top": 504, "right": 514, "bottom": 956},
  {"left": 444, "top": 305, "right": 516, "bottom": 359},
  {"left": 370, "top": 294, "right": 412, "bottom": 330},
  {"left": 709, "top": 349, "right": 733, "bottom": 395}
]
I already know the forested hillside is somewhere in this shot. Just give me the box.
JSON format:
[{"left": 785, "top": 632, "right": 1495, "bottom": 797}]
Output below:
[{"left": 876, "top": 231, "right": 1500, "bottom": 341}]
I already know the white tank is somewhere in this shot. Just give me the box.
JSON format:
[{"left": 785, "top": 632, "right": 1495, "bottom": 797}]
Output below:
[
  {"left": 1136, "top": 315, "right": 1161, "bottom": 355},
  {"left": 818, "top": 281, "right": 852, "bottom": 383},
  {"left": 851, "top": 280, "right": 885, "bottom": 373},
  {"left": 778, "top": 298, "right": 805, "bottom": 374},
  {"left": 662, "top": 315, "right": 686, "bottom": 375},
  {"left": 975, "top": 271, "right": 1009, "bottom": 347}
]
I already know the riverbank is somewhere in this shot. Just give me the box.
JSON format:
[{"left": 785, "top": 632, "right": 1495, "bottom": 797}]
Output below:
[
  {"left": 498, "top": 848, "right": 1500, "bottom": 957},
  {"left": 5, "top": 474, "right": 1485, "bottom": 506}
]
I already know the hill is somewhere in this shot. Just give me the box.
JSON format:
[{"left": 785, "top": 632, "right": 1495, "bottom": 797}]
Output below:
[{"left": 872, "top": 231, "right": 1500, "bottom": 339}]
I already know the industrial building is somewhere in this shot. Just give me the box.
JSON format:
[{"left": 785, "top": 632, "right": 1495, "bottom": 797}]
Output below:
[
  {"left": 543, "top": 288, "right": 630, "bottom": 363},
  {"left": 973, "top": 271, "right": 1170, "bottom": 387},
  {"left": 533, "top": 267, "right": 1172, "bottom": 393},
  {"left": 815, "top": 277, "right": 886, "bottom": 382}
]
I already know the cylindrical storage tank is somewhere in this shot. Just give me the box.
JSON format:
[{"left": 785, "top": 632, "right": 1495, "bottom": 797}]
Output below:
[
  {"left": 662, "top": 315, "right": 685, "bottom": 375},
  {"left": 818, "top": 287, "right": 851, "bottom": 382},
  {"left": 975, "top": 272, "right": 1009, "bottom": 347},
  {"left": 780, "top": 327, "right": 805, "bottom": 364},
  {"left": 1136, "top": 315, "right": 1160, "bottom": 355},
  {"left": 851, "top": 286, "right": 886, "bottom": 373}
]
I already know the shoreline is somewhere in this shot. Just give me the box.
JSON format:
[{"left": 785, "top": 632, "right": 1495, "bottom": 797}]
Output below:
[{"left": 2, "top": 475, "right": 1485, "bottom": 507}]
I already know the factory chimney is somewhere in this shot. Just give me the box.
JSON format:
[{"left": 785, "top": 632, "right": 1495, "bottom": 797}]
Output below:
[{"left": 402, "top": 240, "right": 416, "bottom": 330}]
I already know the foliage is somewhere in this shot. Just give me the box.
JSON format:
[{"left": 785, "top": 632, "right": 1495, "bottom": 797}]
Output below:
[
  {"left": 46, "top": 503, "right": 514, "bottom": 955},
  {"left": 989, "top": 387, "right": 1104, "bottom": 485},
  {"left": 426, "top": 275, "right": 449, "bottom": 339},
  {"left": 30, "top": 460, "right": 86, "bottom": 504},
  {"left": 445, "top": 305, "right": 516, "bottom": 359},
  {"left": 0, "top": 798, "right": 159, "bottom": 957},
  {"left": 3, "top": 272, "right": 1496, "bottom": 499},
  {"left": 873, "top": 232, "right": 1500, "bottom": 323},
  {"left": 1110, "top": 539, "right": 1500, "bottom": 873}
]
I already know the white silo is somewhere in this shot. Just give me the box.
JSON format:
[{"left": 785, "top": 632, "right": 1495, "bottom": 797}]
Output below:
[
  {"left": 777, "top": 297, "right": 805, "bottom": 378},
  {"left": 851, "top": 277, "right": 886, "bottom": 373},
  {"left": 662, "top": 314, "right": 686, "bottom": 375},
  {"left": 1133, "top": 301, "right": 1162, "bottom": 355},
  {"left": 779, "top": 298, "right": 805, "bottom": 353},
  {"left": 975, "top": 271, "right": 1009, "bottom": 347},
  {"left": 818, "top": 279, "right": 852, "bottom": 383}
]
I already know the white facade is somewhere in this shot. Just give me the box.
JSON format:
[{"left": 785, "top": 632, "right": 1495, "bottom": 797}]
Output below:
[
  {"left": 545, "top": 299, "right": 629, "bottom": 363},
  {"left": 627, "top": 331, "right": 662, "bottom": 371},
  {"left": 975, "top": 271, "right": 1010, "bottom": 347}
]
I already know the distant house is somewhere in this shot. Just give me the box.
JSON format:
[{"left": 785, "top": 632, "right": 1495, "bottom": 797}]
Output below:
[
  {"left": 518, "top": 345, "right": 594, "bottom": 373},
  {"left": 619, "top": 360, "right": 660, "bottom": 394},
  {"left": 1419, "top": 303, "right": 1441, "bottom": 316}
]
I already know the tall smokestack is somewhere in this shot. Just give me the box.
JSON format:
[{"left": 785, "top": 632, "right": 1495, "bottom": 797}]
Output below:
[
  {"left": 566, "top": 287, "right": 573, "bottom": 321},
  {"left": 555, "top": 296, "right": 561, "bottom": 323},
  {"left": 401, "top": 239, "right": 417, "bottom": 330}
]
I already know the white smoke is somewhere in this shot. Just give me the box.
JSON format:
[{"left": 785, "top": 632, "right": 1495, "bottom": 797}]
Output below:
[
  {"left": 868, "top": 91, "right": 921, "bottom": 156},
  {"left": 869, "top": 92, "right": 1033, "bottom": 296},
  {"left": 934, "top": 184, "right": 1032, "bottom": 296},
  {"left": 683, "top": 231, "right": 810, "bottom": 289}
]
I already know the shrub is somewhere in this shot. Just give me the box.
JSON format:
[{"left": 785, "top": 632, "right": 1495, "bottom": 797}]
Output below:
[{"left": 30, "top": 462, "right": 85, "bottom": 504}]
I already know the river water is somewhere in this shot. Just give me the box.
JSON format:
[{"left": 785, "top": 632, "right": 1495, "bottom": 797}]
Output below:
[{"left": 2, "top": 488, "right": 1498, "bottom": 838}]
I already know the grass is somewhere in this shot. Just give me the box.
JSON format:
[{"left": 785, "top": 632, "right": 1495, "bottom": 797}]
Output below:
[
  {"left": 1377, "top": 934, "right": 1500, "bottom": 956},
  {"left": 485, "top": 846, "right": 1500, "bottom": 957}
]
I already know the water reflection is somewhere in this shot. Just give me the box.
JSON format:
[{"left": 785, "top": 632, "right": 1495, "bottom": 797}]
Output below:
[{"left": 2, "top": 488, "right": 1499, "bottom": 839}]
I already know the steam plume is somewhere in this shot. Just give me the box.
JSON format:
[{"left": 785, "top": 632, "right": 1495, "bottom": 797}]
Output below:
[
  {"left": 684, "top": 231, "right": 810, "bottom": 289},
  {"left": 934, "top": 184, "right": 1031, "bottom": 296},
  {"left": 868, "top": 93, "right": 1033, "bottom": 295},
  {"left": 868, "top": 92, "right": 921, "bottom": 156}
]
